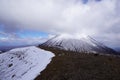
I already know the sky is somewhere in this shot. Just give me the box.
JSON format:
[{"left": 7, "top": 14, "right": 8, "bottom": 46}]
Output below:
[{"left": 0, "top": 0, "right": 120, "bottom": 49}]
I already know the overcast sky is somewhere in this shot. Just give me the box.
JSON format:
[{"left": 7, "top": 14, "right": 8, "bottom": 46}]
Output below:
[{"left": 0, "top": 0, "right": 120, "bottom": 49}]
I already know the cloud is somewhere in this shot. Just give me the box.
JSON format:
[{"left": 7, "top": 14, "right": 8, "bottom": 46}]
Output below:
[
  {"left": 0, "top": 0, "right": 120, "bottom": 47},
  {"left": 0, "top": 31, "right": 48, "bottom": 47}
]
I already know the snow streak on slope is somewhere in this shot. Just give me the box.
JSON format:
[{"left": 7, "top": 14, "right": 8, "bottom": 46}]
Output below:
[
  {"left": 0, "top": 46, "right": 55, "bottom": 80},
  {"left": 41, "top": 34, "right": 116, "bottom": 54}
]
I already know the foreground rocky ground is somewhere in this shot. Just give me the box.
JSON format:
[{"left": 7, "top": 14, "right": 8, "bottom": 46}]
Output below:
[{"left": 35, "top": 47, "right": 120, "bottom": 80}]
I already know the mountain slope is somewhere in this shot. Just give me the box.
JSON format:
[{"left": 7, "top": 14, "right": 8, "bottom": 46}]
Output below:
[
  {"left": 0, "top": 46, "right": 55, "bottom": 80},
  {"left": 35, "top": 50, "right": 120, "bottom": 80},
  {"left": 40, "top": 34, "right": 116, "bottom": 54}
]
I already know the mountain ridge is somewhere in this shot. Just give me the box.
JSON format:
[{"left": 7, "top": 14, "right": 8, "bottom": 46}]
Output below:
[{"left": 0, "top": 46, "right": 55, "bottom": 80}]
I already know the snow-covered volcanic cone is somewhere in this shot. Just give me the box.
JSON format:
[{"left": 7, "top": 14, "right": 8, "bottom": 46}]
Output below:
[{"left": 40, "top": 34, "right": 116, "bottom": 54}]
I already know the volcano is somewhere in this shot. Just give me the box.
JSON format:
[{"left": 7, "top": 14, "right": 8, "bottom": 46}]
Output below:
[{"left": 40, "top": 34, "right": 117, "bottom": 54}]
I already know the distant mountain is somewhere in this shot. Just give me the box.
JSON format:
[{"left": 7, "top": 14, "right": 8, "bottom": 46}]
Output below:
[
  {"left": 0, "top": 46, "right": 54, "bottom": 80},
  {"left": 114, "top": 47, "right": 120, "bottom": 53},
  {"left": 0, "top": 45, "right": 38, "bottom": 52},
  {"left": 40, "top": 34, "right": 117, "bottom": 54},
  {"left": 0, "top": 50, "right": 2, "bottom": 53}
]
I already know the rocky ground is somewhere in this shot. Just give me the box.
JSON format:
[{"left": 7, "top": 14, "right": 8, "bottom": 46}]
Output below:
[{"left": 35, "top": 47, "right": 120, "bottom": 80}]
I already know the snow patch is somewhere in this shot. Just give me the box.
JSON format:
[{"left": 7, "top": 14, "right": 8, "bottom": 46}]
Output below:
[{"left": 0, "top": 46, "right": 55, "bottom": 80}]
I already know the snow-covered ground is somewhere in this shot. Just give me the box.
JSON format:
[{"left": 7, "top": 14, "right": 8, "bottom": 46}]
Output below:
[{"left": 0, "top": 46, "right": 55, "bottom": 80}]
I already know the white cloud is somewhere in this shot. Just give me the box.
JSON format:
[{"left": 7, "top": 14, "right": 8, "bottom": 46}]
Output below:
[
  {"left": 0, "top": 32, "right": 47, "bottom": 46},
  {"left": 0, "top": 0, "right": 120, "bottom": 47},
  {"left": 0, "top": 37, "right": 47, "bottom": 46}
]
